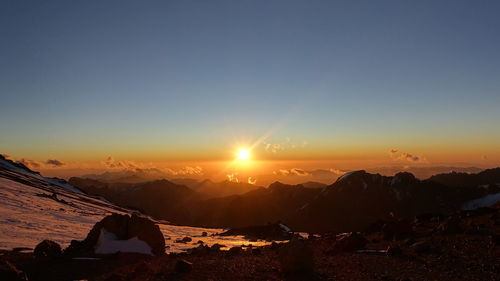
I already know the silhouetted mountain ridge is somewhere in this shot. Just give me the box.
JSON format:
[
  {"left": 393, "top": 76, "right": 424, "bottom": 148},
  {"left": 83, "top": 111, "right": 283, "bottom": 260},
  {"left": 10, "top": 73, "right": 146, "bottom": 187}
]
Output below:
[{"left": 69, "top": 168, "right": 500, "bottom": 233}]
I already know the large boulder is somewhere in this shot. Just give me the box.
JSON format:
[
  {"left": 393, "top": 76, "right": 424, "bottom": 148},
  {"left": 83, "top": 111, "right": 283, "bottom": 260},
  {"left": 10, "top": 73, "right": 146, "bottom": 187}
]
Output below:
[
  {"left": 65, "top": 213, "right": 165, "bottom": 256},
  {"left": 127, "top": 214, "right": 165, "bottom": 255}
]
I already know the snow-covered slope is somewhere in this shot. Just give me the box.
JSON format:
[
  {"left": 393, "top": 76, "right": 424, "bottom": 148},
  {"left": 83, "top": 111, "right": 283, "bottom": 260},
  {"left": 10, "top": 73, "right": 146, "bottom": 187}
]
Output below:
[
  {"left": 0, "top": 156, "right": 269, "bottom": 252},
  {"left": 0, "top": 156, "right": 84, "bottom": 194}
]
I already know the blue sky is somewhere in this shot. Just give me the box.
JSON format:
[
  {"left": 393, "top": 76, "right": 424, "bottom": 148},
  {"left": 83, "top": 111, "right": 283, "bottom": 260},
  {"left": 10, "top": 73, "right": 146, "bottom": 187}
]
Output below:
[{"left": 1, "top": 0, "right": 499, "bottom": 164}]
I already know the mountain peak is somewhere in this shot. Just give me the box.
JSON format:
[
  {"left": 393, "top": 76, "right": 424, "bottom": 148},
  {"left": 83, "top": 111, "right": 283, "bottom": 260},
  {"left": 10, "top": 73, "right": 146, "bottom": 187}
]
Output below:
[
  {"left": 391, "top": 172, "right": 417, "bottom": 186},
  {"left": 335, "top": 170, "right": 368, "bottom": 183}
]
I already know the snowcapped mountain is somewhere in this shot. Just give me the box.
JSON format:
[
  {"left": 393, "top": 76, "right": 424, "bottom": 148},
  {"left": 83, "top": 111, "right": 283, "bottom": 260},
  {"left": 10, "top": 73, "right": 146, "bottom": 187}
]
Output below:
[{"left": 0, "top": 155, "right": 84, "bottom": 194}]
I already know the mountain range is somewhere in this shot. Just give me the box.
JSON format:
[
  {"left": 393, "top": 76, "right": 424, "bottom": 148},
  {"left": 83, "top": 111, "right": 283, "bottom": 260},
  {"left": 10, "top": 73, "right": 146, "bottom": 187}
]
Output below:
[{"left": 68, "top": 166, "right": 500, "bottom": 233}]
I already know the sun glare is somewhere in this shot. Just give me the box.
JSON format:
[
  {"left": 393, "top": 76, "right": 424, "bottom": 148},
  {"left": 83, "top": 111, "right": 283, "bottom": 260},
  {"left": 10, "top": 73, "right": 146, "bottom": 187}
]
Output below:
[{"left": 237, "top": 148, "right": 250, "bottom": 160}]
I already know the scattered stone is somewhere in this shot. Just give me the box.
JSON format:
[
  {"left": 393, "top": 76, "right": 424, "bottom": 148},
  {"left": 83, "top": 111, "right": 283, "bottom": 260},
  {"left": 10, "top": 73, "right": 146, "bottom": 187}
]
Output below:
[
  {"left": 197, "top": 240, "right": 204, "bottom": 244},
  {"left": 175, "top": 236, "right": 192, "bottom": 243},
  {"left": 191, "top": 244, "right": 210, "bottom": 255},
  {"left": 278, "top": 236, "right": 314, "bottom": 273},
  {"left": 228, "top": 246, "right": 242, "bottom": 256},
  {"left": 201, "top": 231, "right": 208, "bottom": 237},
  {"left": 210, "top": 243, "right": 225, "bottom": 251},
  {"left": 175, "top": 259, "right": 193, "bottom": 274},
  {"left": 327, "top": 232, "right": 368, "bottom": 254},
  {"left": 34, "top": 240, "right": 62, "bottom": 258}
]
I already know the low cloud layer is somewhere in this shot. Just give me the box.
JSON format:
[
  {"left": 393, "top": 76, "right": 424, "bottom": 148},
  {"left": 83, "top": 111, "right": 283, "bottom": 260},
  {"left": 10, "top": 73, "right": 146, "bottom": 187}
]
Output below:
[{"left": 102, "top": 156, "right": 203, "bottom": 176}]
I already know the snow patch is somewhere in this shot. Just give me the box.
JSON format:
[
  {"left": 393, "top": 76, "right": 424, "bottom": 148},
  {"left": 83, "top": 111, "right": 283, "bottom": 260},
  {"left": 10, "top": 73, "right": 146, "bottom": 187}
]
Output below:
[
  {"left": 337, "top": 171, "right": 356, "bottom": 182},
  {"left": 462, "top": 192, "right": 500, "bottom": 210},
  {"left": 279, "top": 223, "right": 291, "bottom": 232},
  {"left": 94, "top": 229, "right": 153, "bottom": 255}
]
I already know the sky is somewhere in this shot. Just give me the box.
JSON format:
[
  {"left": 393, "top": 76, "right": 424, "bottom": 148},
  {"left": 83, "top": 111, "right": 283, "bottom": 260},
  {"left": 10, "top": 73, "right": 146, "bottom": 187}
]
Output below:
[{"left": 1, "top": 0, "right": 500, "bottom": 181}]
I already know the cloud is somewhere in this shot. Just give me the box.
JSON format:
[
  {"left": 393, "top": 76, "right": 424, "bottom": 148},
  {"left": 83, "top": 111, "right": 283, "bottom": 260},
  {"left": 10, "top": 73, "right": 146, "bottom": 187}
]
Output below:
[
  {"left": 389, "top": 149, "right": 399, "bottom": 157},
  {"left": 263, "top": 138, "right": 308, "bottom": 153},
  {"left": 226, "top": 173, "right": 239, "bottom": 183},
  {"left": 102, "top": 156, "right": 204, "bottom": 176},
  {"left": 389, "top": 149, "right": 426, "bottom": 163},
  {"left": 45, "top": 159, "right": 65, "bottom": 167},
  {"left": 102, "top": 156, "right": 139, "bottom": 170},
  {"left": 273, "top": 168, "right": 309, "bottom": 176},
  {"left": 17, "top": 158, "right": 42, "bottom": 169},
  {"left": 399, "top": 152, "right": 422, "bottom": 162},
  {"left": 329, "top": 168, "right": 349, "bottom": 175},
  {"left": 248, "top": 177, "right": 257, "bottom": 185}
]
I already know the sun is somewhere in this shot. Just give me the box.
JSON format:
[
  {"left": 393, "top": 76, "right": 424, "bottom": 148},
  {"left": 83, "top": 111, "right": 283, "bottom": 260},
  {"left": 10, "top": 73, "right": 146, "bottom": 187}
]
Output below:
[{"left": 237, "top": 148, "right": 250, "bottom": 160}]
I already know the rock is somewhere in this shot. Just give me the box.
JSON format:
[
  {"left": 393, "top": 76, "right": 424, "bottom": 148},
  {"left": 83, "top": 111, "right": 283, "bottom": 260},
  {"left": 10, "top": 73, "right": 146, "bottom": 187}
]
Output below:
[
  {"left": 34, "top": 240, "right": 62, "bottom": 258},
  {"left": 410, "top": 241, "right": 431, "bottom": 254},
  {"left": 127, "top": 214, "right": 165, "bottom": 256},
  {"left": 0, "top": 260, "right": 27, "bottom": 281},
  {"left": 191, "top": 244, "right": 210, "bottom": 255},
  {"left": 64, "top": 213, "right": 165, "bottom": 256},
  {"left": 386, "top": 245, "right": 402, "bottom": 256},
  {"left": 270, "top": 241, "right": 281, "bottom": 250},
  {"left": 251, "top": 248, "right": 262, "bottom": 255},
  {"left": 278, "top": 237, "right": 314, "bottom": 273},
  {"left": 220, "top": 222, "right": 292, "bottom": 241},
  {"left": 176, "top": 236, "right": 192, "bottom": 243},
  {"left": 201, "top": 231, "right": 208, "bottom": 237},
  {"left": 382, "top": 220, "right": 413, "bottom": 240},
  {"left": 228, "top": 246, "right": 242, "bottom": 256},
  {"left": 197, "top": 240, "right": 204, "bottom": 244},
  {"left": 210, "top": 243, "right": 225, "bottom": 251},
  {"left": 175, "top": 259, "right": 193, "bottom": 273},
  {"left": 327, "top": 232, "right": 367, "bottom": 254}
]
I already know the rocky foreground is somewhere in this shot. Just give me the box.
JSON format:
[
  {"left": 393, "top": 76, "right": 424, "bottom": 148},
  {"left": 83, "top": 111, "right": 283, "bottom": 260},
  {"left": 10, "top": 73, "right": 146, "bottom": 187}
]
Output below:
[{"left": 1, "top": 203, "right": 499, "bottom": 281}]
